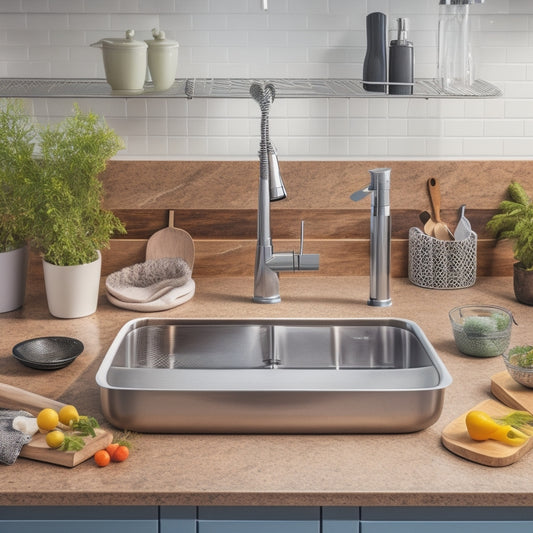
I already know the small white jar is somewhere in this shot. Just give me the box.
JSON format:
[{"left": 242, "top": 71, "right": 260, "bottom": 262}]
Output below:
[
  {"left": 91, "top": 29, "right": 147, "bottom": 93},
  {"left": 145, "top": 28, "right": 179, "bottom": 92}
]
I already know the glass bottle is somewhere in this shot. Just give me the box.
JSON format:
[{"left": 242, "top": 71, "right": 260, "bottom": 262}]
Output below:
[{"left": 437, "top": 0, "right": 484, "bottom": 91}]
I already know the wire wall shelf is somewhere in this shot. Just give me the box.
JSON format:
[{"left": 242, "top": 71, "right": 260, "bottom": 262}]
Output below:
[{"left": 0, "top": 78, "right": 502, "bottom": 99}]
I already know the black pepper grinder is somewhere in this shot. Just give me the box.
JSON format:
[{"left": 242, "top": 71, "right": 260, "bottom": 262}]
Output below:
[
  {"left": 388, "top": 18, "right": 414, "bottom": 95},
  {"left": 363, "top": 12, "right": 387, "bottom": 93}
]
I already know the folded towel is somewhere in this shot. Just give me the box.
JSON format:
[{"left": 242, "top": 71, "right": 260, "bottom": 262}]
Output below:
[
  {"left": 106, "top": 279, "right": 195, "bottom": 312},
  {"left": 106, "top": 257, "right": 191, "bottom": 303},
  {"left": 0, "top": 409, "right": 33, "bottom": 466}
]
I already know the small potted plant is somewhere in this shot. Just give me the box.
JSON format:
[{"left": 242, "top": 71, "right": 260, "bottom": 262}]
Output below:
[
  {"left": 33, "top": 105, "right": 126, "bottom": 318},
  {"left": 487, "top": 181, "right": 533, "bottom": 305},
  {"left": 0, "top": 99, "right": 39, "bottom": 312}
]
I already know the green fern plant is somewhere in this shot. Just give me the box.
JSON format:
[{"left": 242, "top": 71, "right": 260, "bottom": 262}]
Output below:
[
  {"left": 33, "top": 105, "right": 126, "bottom": 266},
  {"left": 487, "top": 182, "right": 533, "bottom": 270},
  {"left": 0, "top": 99, "right": 39, "bottom": 252}
]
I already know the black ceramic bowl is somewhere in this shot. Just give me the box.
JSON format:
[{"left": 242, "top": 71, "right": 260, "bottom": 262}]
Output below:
[{"left": 12, "top": 336, "right": 84, "bottom": 370}]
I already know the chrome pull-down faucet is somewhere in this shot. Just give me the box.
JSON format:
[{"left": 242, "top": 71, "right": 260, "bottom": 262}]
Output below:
[
  {"left": 250, "top": 82, "right": 319, "bottom": 303},
  {"left": 351, "top": 168, "right": 392, "bottom": 307}
]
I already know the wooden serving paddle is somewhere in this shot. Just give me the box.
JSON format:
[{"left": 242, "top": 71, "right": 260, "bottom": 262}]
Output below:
[
  {"left": 491, "top": 370, "right": 533, "bottom": 413},
  {"left": 0, "top": 382, "right": 112, "bottom": 467},
  {"left": 441, "top": 398, "right": 533, "bottom": 467},
  {"left": 145, "top": 210, "right": 195, "bottom": 269}
]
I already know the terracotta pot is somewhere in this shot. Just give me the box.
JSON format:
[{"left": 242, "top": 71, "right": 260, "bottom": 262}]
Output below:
[
  {"left": 43, "top": 251, "right": 101, "bottom": 318},
  {"left": 0, "top": 245, "right": 28, "bottom": 313},
  {"left": 513, "top": 262, "right": 533, "bottom": 305}
]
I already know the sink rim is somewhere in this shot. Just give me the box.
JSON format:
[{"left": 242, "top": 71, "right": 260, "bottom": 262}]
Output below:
[{"left": 96, "top": 317, "right": 452, "bottom": 392}]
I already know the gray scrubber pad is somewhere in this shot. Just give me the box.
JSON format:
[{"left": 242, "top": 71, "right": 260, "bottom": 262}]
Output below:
[
  {"left": 0, "top": 409, "right": 32, "bottom": 466},
  {"left": 106, "top": 257, "right": 191, "bottom": 303}
]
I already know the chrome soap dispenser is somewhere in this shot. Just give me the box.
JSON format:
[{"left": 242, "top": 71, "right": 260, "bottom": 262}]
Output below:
[{"left": 351, "top": 168, "right": 392, "bottom": 307}]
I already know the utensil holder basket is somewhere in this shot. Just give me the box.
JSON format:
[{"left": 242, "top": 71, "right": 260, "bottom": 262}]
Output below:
[{"left": 408, "top": 227, "right": 477, "bottom": 289}]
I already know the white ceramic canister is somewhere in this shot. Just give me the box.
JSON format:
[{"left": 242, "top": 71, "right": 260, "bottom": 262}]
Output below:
[
  {"left": 91, "top": 29, "right": 147, "bottom": 93},
  {"left": 145, "top": 29, "right": 179, "bottom": 92},
  {"left": 43, "top": 251, "right": 102, "bottom": 319}
]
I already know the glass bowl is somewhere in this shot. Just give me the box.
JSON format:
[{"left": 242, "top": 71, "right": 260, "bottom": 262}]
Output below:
[
  {"left": 449, "top": 305, "right": 513, "bottom": 357},
  {"left": 503, "top": 346, "right": 533, "bottom": 388}
]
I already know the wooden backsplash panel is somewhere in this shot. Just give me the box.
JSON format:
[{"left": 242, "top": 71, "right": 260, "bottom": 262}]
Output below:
[
  {"left": 32, "top": 159, "right": 527, "bottom": 279},
  {"left": 101, "top": 160, "right": 533, "bottom": 211}
]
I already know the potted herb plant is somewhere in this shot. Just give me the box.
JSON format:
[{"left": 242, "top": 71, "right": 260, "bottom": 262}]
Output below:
[
  {"left": 487, "top": 181, "right": 533, "bottom": 305},
  {"left": 33, "top": 105, "right": 126, "bottom": 318},
  {"left": 0, "top": 99, "right": 39, "bottom": 312}
]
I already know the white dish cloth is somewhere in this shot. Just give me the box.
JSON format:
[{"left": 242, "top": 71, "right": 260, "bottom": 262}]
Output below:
[
  {"left": 106, "top": 257, "right": 191, "bottom": 303},
  {"left": 106, "top": 279, "right": 195, "bottom": 312}
]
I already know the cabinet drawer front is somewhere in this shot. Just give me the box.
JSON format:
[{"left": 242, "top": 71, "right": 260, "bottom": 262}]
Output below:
[
  {"left": 198, "top": 506, "right": 319, "bottom": 533},
  {"left": 362, "top": 522, "right": 533, "bottom": 533},
  {"left": 0, "top": 506, "right": 158, "bottom": 533}
]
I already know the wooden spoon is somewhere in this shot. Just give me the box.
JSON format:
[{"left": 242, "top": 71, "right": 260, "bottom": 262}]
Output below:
[
  {"left": 427, "top": 178, "right": 454, "bottom": 241},
  {"left": 419, "top": 210, "right": 436, "bottom": 236},
  {"left": 145, "top": 210, "right": 195, "bottom": 269}
]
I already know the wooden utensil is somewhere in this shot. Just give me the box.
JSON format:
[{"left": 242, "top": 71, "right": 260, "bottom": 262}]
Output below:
[
  {"left": 427, "top": 178, "right": 454, "bottom": 241},
  {"left": 441, "top": 398, "right": 533, "bottom": 467},
  {"left": 491, "top": 371, "right": 533, "bottom": 413},
  {"left": 419, "top": 210, "right": 435, "bottom": 236},
  {"left": 0, "top": 382, "right": 112, "bottom": 467},
  {"left": 145, "top": 210, "right": 195, "bottom": 269}
]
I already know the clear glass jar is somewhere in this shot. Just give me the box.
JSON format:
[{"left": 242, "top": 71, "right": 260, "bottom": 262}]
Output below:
[{"left": 437, "top": 0, "right": 484, "bottom": 91}]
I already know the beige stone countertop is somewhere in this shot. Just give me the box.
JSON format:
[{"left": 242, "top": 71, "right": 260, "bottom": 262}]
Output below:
[{"left": 1, "top": 275, "right": 533, "bottom": 507}]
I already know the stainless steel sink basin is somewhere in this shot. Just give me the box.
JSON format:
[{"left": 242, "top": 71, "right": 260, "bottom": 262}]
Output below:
[{"left": 96, "top": 318, "right": 452, "bottom": 433}]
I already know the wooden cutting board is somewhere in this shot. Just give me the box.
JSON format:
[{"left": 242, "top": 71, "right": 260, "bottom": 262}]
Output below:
[
  {"left": 491, "top": 370, "right": 533, "bottom": 413},
  {"left": 0, "top": 382, "right": 113, "bottom": 467},
  {"left": 441, "top": 398, "right": 533, "bottom": 467},
  {"left": 19, "top": 428, "right": 112, "bottom": 468}
]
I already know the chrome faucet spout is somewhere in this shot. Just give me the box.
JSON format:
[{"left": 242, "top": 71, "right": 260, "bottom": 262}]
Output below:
[
  {"left": 250, "top": 82, "right": 319, "bottom": 303},
  {"left": 351, "top": 168, "right": 392, "bottom": 307}
]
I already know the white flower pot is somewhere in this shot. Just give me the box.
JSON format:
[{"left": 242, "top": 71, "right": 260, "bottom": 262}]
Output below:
[
  {"left": 0, "top": 245, "right": 28, "bottom": 313},
  {"left": 43, "top": 251, "right": 102, "bottom": 319}
]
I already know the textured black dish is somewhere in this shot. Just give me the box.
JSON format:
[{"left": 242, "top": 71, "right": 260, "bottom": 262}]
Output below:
[{"left": 12, "top": 336, "right": 84, "bottom": 370}]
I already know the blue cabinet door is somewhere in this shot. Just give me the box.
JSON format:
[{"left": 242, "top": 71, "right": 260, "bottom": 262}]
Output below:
[
  {"left": 0, "top": 506, "right": 158, "bottom": 533},
  {"left": 160, "top": 506, "right": 197, "bottom": 533},
  {"left": 361, "top": 506, "right": 533, "bottom": 533},
  {"left": 197, "top": 506, "right": 320, "bottom": 533},
  {"left": 322, "top": 507, "right": 359, "bottom": 533}
]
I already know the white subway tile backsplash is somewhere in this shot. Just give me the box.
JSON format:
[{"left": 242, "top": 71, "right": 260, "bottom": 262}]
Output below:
[{"left": 0, "top": 0, "right": 531, "bottom": 159}]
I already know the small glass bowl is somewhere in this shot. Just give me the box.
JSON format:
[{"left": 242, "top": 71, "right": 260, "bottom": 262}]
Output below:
[
  {"left": 503, "top": 347, "right": 533, "bottom": 388},
  {"left": 449, "top": 305, "right": 513, "bottom": 357}
]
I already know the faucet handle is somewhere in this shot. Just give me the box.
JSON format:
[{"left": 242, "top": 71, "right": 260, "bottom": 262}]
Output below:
[
  {"left": 350, "top": 184, "right": 372, "bottom": 202},
  {"left": 299, "top": 220, "right": 305, "bottom": 255},
  {"left": 297, "top": 220, "right": 319, "bottom": 271}
]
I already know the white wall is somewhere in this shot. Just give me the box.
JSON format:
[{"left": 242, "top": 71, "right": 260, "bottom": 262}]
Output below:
[{"left": 0, "top": 0, "right": 531, "bottom": 160}]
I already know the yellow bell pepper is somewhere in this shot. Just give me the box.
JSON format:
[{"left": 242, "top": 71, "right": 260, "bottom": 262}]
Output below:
[{"left": 465, "top": 410, "right": 529, "bottom": 447}]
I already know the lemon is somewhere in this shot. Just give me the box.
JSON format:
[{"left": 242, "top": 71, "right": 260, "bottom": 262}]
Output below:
[
  {"left": 36, "top": 408, "right": 59, "bottom": 431},
  {"left": 45, "top": 429, "right": 65, "bottom": 449},
  {"left": 58, "top": 404, "right": 79, "bottom": 426}
]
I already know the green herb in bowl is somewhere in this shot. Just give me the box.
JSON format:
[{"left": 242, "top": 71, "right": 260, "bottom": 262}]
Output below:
[
  {"left": 508, "top": 345, "right": 533, "bottom": 368},
  {"left": 449, "top": 305, "right": 513, "bottom": 358},
  {"left": 504, "top": 345, "right": 533, "bottom": 388}
]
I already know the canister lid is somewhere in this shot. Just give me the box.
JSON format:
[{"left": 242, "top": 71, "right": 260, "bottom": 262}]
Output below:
[
  {"left": 439, "top": 0, "right": 484, "bottom": 4},
  {"left": 145, "top": 28, "right": 179, "bottom": 48},
  {"left": 97, "top": 29, "right": 147, "bottom": 49}
]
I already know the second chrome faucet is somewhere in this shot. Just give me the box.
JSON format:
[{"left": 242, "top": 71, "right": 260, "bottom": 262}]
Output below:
[{"left": 250, "top": 82, "right": 319, "bottom": 303}]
